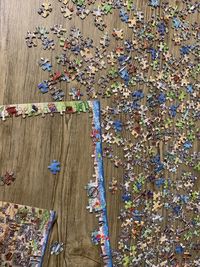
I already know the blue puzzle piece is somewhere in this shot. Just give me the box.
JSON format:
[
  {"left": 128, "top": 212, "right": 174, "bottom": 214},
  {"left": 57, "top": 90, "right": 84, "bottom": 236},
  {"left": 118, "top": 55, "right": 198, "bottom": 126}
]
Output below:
[
  {"left": 173, "top": 17, "right": 182, "bottom": 29},
  {"left": 149, "top": 48, "right": 159, "bottom": 60},
  {"left": 48, "top": 160, "right": 61, "bottom": 175},
  {"left": 124, "top": 40, "right": 133, "bottom": 52},
  {"left": 122, "top": 193, "right": 131, "bottom": 202},
  {"left": 119, "top": 68, "right": 130, "bottom": 85},
  {"left": 38, "top": 81, "right": 49, "bottom": 93},
  {"left": 51, "top": 89, "right": 65, "bottom": 101},
  {"left": 113, "top": 120, "right": 123, "bottom": 132},
  {"left": 118, "top": 55, "right": 130, "bottom": 65},
  {"left": 155, "top": 162, "right": 164, "bottom": 173},
  {"left": 119, "top": 9, "right": 129, "bottom": 23},
  {"left": 186, "top": 84, "right": 193, "bottom": 94},
  {"left": 155, "top": 178, "right": 165, "bottom": 187},
  {"left": 157, "top": 22, "right": 166, "bottom": 35},
  {"left": 180, "top": 45, "right": 191, "bottom": 55},
  {"left": 42, "top": 62, "right": 52, "bottom": 71},
  {"left": 132, "top": 90, "right": 144, "bottom": 100},
  {"left": 179, "top": 195, "right": 189, "bottom": 204},
  {"left": 175, "top": 245, "right": 184, "bottom": 254},
  {"left": 132, "top": 210, "right": 142, "bottom": 222},
  {"left": 169, "top": 104, "right": 178, "bottom": 117},
  {"left": 158, "top": 92, "right": 166, "bottom": 104},
  {"left": 173, "top": 205, "right": 181, "bottom": 215},
  {"left": 149, "top": 0, "right": 159, "bottom": 7},
  {"left": 39, "top": 58, "right": 52, "bottom": 72},
  {"left": 42, "top": 38, "right": 55, "bottom": 50},
  {"left": 183, "top": 141, "right": 192, "bottom": 150}
]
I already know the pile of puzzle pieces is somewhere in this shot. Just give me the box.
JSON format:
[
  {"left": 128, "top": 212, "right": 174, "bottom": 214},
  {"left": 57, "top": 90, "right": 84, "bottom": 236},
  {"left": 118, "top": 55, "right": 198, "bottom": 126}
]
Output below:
[{"left": 24, "top": 0, "right": 200, "bottom": 266}]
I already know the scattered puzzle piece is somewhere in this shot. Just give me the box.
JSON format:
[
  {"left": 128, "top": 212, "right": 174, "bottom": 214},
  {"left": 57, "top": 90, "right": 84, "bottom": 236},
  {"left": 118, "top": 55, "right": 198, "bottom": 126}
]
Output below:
[
  {"left": 50, "top": 24, "right": 67, "bottom": 38},
  {"left": 112, "top": 28, "right": 124, "bottom": 40},
  {"left": 48, "top": 160, "right": 61, "bottom": 174},
  {"left": 25, "top": 31, "right": 37, "bottom": 47},
  {"left": 38, "top": 81, "right": 49, "bottom": 93},
  {"left": 38, "top": 58, "right": 52, "bottom": 72},
  {"left": 61, "top": 5, "right": 73, "bottom": 19},
  {"left": 38, "top": 3, "right": 52, "bottom": 18}
]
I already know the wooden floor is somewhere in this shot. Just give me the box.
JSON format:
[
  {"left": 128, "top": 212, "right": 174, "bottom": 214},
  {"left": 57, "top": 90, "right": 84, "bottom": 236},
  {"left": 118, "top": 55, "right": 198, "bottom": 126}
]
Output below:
[{"left": 0, "top": 1, "right": 199, "bottom": 267}]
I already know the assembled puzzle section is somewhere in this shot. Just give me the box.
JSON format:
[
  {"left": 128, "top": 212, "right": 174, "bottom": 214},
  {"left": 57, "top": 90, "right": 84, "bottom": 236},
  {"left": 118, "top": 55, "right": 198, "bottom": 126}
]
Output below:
[
  {"left": 0, "top": 101, "right": 112, "bottom": 267},
  {"left": 0, "top": 201, "right": 55, "bottom": 267}
]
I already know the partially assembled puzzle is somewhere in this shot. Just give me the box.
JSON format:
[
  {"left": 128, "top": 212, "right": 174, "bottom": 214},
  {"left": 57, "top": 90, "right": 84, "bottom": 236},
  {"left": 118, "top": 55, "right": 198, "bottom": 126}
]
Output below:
[
  {"left": 0, "top": 101, "right": 112, "bottom": 267},
  {"left": 0, "top": 201, "right": 55, "bottom": 267}
]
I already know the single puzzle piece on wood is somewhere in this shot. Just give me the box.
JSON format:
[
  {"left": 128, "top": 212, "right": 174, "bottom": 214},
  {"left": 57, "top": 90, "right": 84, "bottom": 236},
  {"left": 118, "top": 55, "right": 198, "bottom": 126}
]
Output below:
[
  {"left": 50, "top": 24, "right": 67, "bottom": 38},
  {"left": 38, "top": 58, "right": 52, "bottom": 71},
  {"left": 48, "top": 160, "right": 61, "bottom": 174},
  {"left": 38, "top": 3, "right": 52, "bottom": 18},
  {"left": 42, "top": 38, "right": 55, "bottom": 50},
  {"left": 38, "top": 80, "right": 49, "bottom": 93},
  {"left": 35, "top": 26, "right": 49, "bottom": 39},
  {"left": 107, "top": 52, "right": 117, "bottom": 65},
  {"left": 61, "top": 5, "right": 73, "bottom": 19},
  {"left": 50, "top": 242, "right": 64, "bottom": 255},
  {"left": 112, "top": 28, "right": 124, "bottom": 40},
  {"left": 93, "top": 6, "right": 102, "bottom": 17},
  {"left": 101, "top": 3, "right": 113, "bottom": 14},
  {"left": 119, "top": 9, "right": 129, "bottom": 23},
  {"left": 25, "top": 31, "right": 37, "bottom": 47},
  {"left": 94, "top": 17, "right": 107, "bottom": 31},
  {"left": 80, "top": 48, "right": 93, "bottom": 61},
  {"left": 76, "top": 6, "right": 90, "bottom": 19},
  {"left": 70, "top": 27, "right": 82, "bottom": 39},
  {"left": 100, "top": 32, "right": 110, "bottom": 48},
  {"left": 0, "top": 171, "right": 15, "bottom": 186},
  {"left": 128, "top": 17, "right": 137, "bottom": 28}
]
